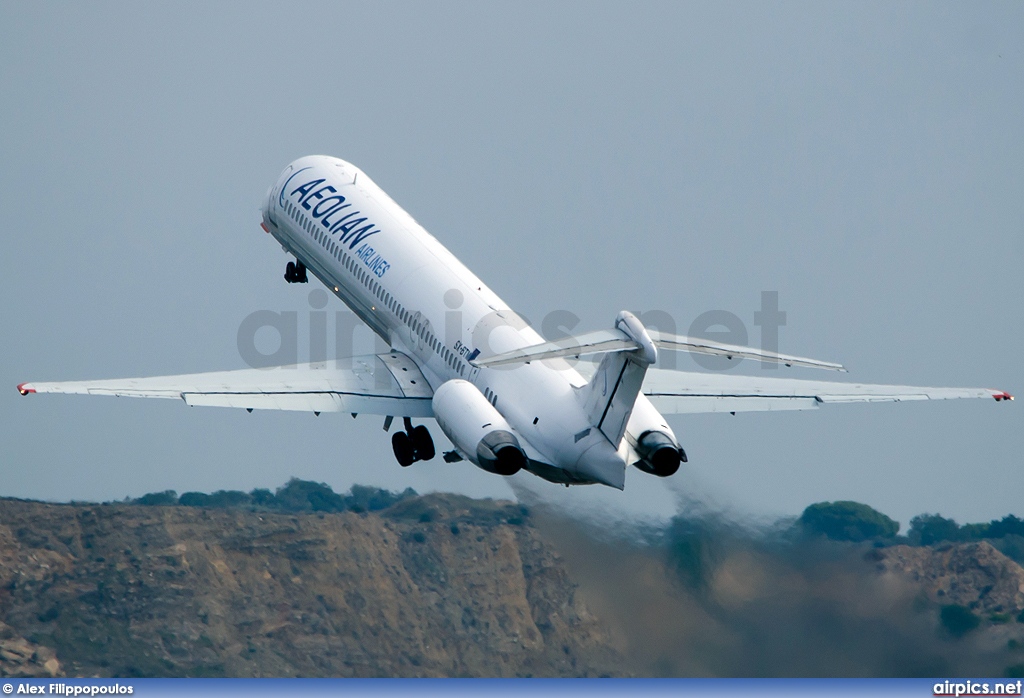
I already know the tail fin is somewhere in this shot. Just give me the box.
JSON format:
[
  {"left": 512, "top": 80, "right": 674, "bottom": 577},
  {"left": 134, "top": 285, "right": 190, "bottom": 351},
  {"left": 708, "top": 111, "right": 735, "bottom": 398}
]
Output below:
[{"left": 578, "top": 311, "right": 657, "bottom": 447}]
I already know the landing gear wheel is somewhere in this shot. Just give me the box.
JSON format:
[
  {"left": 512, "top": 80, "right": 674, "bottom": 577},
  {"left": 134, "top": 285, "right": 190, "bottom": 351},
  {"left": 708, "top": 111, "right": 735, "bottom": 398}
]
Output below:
[
  {"left": 284, "top": 260, "right": 307, "bottom": 283},
  {"left": 392, "top": 431, "right": 415, "bottom": 467},
  {"left": 411, "top": 425, "right": 435, "bottom": 461}
]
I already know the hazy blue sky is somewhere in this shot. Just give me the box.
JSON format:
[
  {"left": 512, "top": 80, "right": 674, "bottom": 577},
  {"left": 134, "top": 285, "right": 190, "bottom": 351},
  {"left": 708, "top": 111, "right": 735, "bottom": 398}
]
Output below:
[{"left": 2, "top": 2, "right": 1020, "bottom": 529}]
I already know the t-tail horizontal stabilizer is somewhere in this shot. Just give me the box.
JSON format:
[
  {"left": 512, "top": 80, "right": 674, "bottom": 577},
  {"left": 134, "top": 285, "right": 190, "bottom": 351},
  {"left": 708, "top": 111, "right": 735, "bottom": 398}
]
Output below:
[{"left": 471, "top": 315, "right": 846, "bottom": 372}]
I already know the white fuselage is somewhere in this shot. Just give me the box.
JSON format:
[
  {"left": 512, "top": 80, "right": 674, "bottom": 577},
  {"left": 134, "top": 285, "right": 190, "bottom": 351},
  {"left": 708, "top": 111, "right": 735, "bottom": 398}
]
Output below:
[{"left": 261, "top": 156, "right": 676, "bottom": 488}]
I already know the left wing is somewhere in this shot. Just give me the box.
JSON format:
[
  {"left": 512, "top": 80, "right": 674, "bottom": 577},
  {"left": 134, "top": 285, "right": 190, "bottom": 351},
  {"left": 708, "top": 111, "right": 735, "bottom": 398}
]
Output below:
[
  {"left": 16, "top": 352, "right": 434, "bottom": 417},
  {"left": 641, "top": 368, "right": 1013, "bottom": 414}
]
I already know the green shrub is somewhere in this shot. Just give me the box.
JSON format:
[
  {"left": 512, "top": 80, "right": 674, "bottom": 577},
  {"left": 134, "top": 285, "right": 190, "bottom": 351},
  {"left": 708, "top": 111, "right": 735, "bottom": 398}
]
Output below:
[
  {"left": 135, "top": 490, "right": 178, "bottom": 506},
  {"left": 273, "top": 478, "right": 345, "bottom": 512},
  {"left": 992, "top": 535, "right": 1024, "bottom": 565},
  {"left": 178, "top": 492, "right": 211, "bottom": 507},
  {"left": 205, "top": 490, "right": 251, "bottom": 508},
  {"left": 908, "top": 514, "right": 962, "bottom": 546},
  {"left": 137, "top": 480, "right": 417, "bottom": 514},
  {"left": 799, "top": 501, "right": 899, "bottom": 542},
  {"left": 961, "top": 523, "right": 991, "bottom": 540},
  {"left": 989, "top": 515, "right": 1024, "bottom": 539},
  {"left": 347, "top": 484, "right": 415, "bottom": 512},
  {"left": 249, "top": 488, "right": 275, "bottom": 506},
  {"left": 940, "top": 604, "right": 980, "bottom": 638}
]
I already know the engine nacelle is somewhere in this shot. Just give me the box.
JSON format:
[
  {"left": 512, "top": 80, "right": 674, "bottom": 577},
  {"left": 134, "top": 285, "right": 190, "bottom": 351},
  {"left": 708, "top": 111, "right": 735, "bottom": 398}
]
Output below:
[
  {"left": 633, "top": 429, "right": 686, "bottom": 477},
  {"left": 432, "top": 380, "right": 526, "bottom": 476},
  {"left": 625, "top": 397, "right": 686, "bottom": 477}
]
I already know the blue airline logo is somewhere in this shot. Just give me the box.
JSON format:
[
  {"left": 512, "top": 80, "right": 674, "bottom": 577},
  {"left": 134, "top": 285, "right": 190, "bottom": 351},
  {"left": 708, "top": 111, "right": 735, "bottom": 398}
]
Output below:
[
  {"left": 289, "top": 177, "right": 381, "bottom": 250},
  {"left": 355, "top": 243, "right": 390, "bottom": 278}
]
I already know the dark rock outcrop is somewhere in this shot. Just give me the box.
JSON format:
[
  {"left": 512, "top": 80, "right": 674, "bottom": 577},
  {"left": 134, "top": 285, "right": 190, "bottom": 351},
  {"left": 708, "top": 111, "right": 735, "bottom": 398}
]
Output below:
[{"left": 876, "top": 542, "right": 1024, "bottom": 615}]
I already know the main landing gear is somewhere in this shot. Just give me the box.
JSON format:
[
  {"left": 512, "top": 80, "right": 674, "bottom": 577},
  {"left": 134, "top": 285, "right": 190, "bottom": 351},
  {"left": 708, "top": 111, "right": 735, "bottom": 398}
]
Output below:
[
  {"left": 285, "top": 260, "right": 308, "bottom": 283},
  {"left": 391, "top": 417, "right": 435, "bottom": 467}
]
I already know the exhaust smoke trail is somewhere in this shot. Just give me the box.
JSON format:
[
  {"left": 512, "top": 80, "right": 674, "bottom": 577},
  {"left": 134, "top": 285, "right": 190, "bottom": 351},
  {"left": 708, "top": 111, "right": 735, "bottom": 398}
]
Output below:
[{"left": 517, "top": 485, "right": 1020, "bottom": 677}]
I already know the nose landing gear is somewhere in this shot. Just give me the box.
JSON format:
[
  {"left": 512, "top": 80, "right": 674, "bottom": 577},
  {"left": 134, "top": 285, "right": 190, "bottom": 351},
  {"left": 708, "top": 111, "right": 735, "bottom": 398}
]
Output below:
[
  {"left": 285, "top": 260, "right": 308, "bottom": 283},
  {"left": 391, "top": 417, "right": 436, "bottom": 467}
]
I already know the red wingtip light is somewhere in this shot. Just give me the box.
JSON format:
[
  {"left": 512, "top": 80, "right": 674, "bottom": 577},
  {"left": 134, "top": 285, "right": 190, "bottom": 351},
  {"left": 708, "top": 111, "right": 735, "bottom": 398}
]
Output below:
[
  {"left": 994, "top": 391, "right": 1014, "bottom": 402},
  {"left": 260, "top": 222, "right": 270, "bottom": 233},
  {"left": 17, "top": 383, "right": 35, "bottom": 396}
]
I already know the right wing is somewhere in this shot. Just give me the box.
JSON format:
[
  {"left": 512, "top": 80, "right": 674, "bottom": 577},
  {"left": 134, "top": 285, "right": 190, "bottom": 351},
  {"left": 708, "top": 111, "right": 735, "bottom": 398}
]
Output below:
[
  {"left": 472, "top": 325, "right": 846, "bottom": 372},
  {"left": 17, "top": 352, "right": 434, "bottom": 417},
  {"left": 641, "top": 368, "right": 1013, "bottom": 414}
]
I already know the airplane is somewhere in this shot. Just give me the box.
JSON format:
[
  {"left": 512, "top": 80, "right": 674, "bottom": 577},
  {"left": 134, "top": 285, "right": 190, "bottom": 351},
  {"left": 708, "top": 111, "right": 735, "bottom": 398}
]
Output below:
[{"left": 17, "top": 155, "right": 1013, "bottom": 490}]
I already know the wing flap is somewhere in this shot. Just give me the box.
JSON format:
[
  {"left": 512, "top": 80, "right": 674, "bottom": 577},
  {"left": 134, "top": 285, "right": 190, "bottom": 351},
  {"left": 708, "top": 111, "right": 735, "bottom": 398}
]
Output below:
[
  {"left": 650, "top": 395, "right": 822, "bottom": 414},
  {"left": 18, "top": 352, "right": 435, "bottom": 417},
  {"left": 643, "top": 368, "right": 1011, "bottom": 414}
]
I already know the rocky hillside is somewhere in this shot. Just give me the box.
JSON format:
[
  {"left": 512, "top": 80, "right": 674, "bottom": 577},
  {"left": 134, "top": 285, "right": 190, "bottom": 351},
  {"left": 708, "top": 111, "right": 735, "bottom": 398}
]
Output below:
[
  {"left": 0, "top": 494, "right": 622, "bottom": 678},
  {"left": 875, "top": 542, "right": 1024, "bottom": 616},
  {"left": 2, "top": 488, "right": 1023, "bottom": 678}
]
